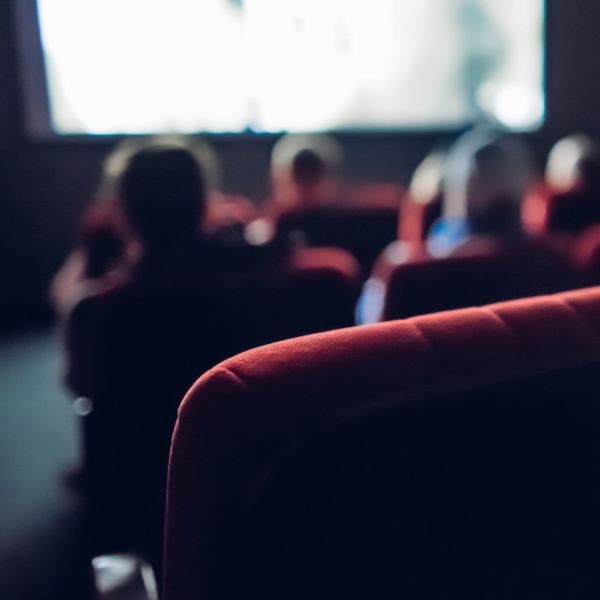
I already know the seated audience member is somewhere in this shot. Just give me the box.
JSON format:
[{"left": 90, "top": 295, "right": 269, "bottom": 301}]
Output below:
[
  {"left": 56, "top": 143, "right": 207, "bottom": 565},
  {"left": 61, "top": 143, "right": 359, "bottom": 567},
  {"left": 49, "top": 138, "right": 183, "bottom": 305},
  {"left": 49, "top": 202, "right": 126, "bottom": 312},
  {"left": 268, "top": 133, "right": 344, "bottom": 218},
  {"left": 117, "top": 145, "right": 208, "bottom": 275},
  {"left": 427, "top": 128, "right": 533, "bottom": 257},
  {"left": 546, "top": 134, "right": 597, "bottom": 194},
  {"left": 116, "top": 143, "right": 288, "bottom": 282},
  {"left": 63, "top": 140, "right": 358, "bottom": 404},
  {"left": 63, "top": 143, "right": 294, "bottom": 397},
  {"left": 545, "top": 134, "right": 600, "bottom": 235},
  {"left": 50, "top": 135, "right": 227, "bottom": 312},
  {"left": 259, "top": 133, "right": 396, "bottom": 274},
  {"left": 48, "top": 139, "right": 142, "bottom": 312},
  {"left": 358, "top": 129, "right": 574, "bottom": 323}
]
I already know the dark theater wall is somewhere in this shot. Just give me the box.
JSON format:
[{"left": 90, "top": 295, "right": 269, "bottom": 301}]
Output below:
[{"left": 0, "top": 0, "right": 600, "bottom": 327}]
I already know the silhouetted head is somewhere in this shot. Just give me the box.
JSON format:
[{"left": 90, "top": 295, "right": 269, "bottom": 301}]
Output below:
[
  {"left": 119, "top": 145, "right": 207, "bottom": 251},
  {"left": 291, "top": 148, "right": 329, "bottom": 186},
  {"left": 444, "top": 128, "right": 533, "bottom": 237},
  {"left": 101, "top": 135, "right": 218, "bottom": 202},
  {"left": 546, "top": 134, "right": 600, "bottom": 192},
  {"left": 270, "top": 134, "right": 343, "bottom": 210}
]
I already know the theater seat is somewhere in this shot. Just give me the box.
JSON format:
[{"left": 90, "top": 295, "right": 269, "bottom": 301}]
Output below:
[
  {"left": 572, "top": 223, "right": 600, "bottom": 284},
  {"left": 364, "top": 237, "right": 577, "bottom": 321},
  {"left": 165, "top": 287, "right": 600, "bottom": 599},
  {"left": 545, "top": 188, "right": 600, "bottom": 235},
  {"left": 63, "top": 245, "right": 359, "bottom": 568},
  {"left": 347, "top": 182, "right": 405, "bottom": 211},
  {"left": 276, "top": 205, "right": 398, "bottom": 277}
]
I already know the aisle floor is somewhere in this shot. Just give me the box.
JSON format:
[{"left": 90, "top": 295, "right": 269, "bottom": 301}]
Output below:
[{"left": 0, "top": 329, "right": 92, "bottom": 600}]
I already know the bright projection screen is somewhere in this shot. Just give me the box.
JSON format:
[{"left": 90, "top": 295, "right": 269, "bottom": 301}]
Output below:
[{"left": 34, "top": 0, "right": 545, "bottom": 135}]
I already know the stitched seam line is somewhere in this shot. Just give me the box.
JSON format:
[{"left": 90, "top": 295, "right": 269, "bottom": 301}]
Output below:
[
  {"left": 409, "top": 320, "right": 437, "bottom": 357},
  {"left": 479, "top": 306, "right": 522, "bottom": 345},
  {"left": 555, "top": 297, "right": 600, "bottom": 346},
  {"left": 221, "top": 364, "right": 251, "bottom": 391}
]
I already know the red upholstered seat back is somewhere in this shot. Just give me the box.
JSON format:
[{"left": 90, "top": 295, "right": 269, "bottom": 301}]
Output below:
[
  {"left": 347, "top": 182, "right": 405, "bottom": 211},
  {"left": 573, "top": 224, "right": 600, "bottom": 284},
  {"left": 379, "top": 238, "right": 577, "bottom": 320},
  {"left": 165, "top": 287, "right": 600, "bottom": 599},
  {"left": 545, "top": 188, "right": 600, "bottom": 235}
]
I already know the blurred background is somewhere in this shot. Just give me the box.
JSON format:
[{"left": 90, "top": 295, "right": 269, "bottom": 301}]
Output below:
[
  {"left": 2, "top": 1, "right": 600, "bottom": 599},
  {"left": 5, "top": 0, "right": 596, "bottom": 329}
]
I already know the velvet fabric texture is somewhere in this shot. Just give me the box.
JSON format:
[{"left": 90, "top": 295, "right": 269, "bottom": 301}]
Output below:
[{"left": 164, "top": 286, "right": 600, "bottom": 600}]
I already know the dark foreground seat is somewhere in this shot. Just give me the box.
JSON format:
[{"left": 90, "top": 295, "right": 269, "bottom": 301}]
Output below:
[
  {"left": 165, "top": 286, "right": 600, "bottom": 599},
  {"left": 63, "top": 245, "right": 358, "bottom": 566}
]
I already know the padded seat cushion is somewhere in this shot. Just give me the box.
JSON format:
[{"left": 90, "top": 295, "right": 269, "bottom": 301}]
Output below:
[{"left": 165, "top": 286, "right": 600, "bottom": 599}]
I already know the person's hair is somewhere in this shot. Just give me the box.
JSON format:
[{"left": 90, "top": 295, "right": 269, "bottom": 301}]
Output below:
[
  {"left": 444, "top": 128, "right": 533, "bottom": 236},
  {"left": 546, "top": 134, "right": 599, "bottom": 192},
  {"left": 119, "top": 145, "right": 207, "bottom": 250},
  {"left": 575, "top": 148, "right": 600, "bottom": 189},
  {"left": 291, "top": 148, "right": 329, "bottom": 185},
  {"left": 271, "top": 134, "right": 343, "bottom": 180}
]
